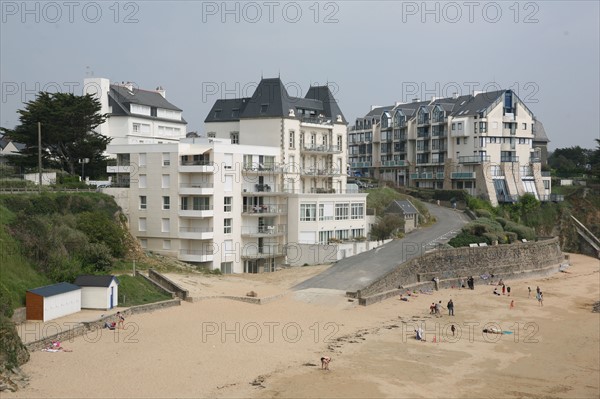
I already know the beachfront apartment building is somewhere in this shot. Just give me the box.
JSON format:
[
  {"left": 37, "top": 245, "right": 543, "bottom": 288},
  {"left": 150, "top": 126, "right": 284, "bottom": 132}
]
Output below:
[
  {"left": 348, "top": 90, "right": 555, "bottom": 206},
  {"left": 105, "top": 77, "right": 368, "bottom": 273},
  {"left": 83, "top": 77, "right": 187, "bottom": 148}
]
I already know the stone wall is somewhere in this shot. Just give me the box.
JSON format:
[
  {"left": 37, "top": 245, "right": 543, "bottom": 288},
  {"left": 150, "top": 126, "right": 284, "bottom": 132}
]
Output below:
[
  {"left": 355, "top": 237, "right": 563, "bottom": 299},
  {"left": 288, "top": 240, "right": 392, "bottom": 266},
  {"left": 10, "top": 308, "right": 26, "bottom": 324},
  {"left": 148, "top": 269, "right": 189, "bottom": 300},
  {"left": 135, "top": 271, "right": 176, "bottom": 298}
]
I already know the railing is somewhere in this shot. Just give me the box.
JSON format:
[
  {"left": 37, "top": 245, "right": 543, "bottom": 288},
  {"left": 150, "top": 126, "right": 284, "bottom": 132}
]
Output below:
[
  {"left": 180, "top": 182, "right": 213, "bottom": 189},
  {"left": 302, "top": 144, "right": 342, "bottom": 153},
  {"left": 242, "top": 165, "right": 285, "bottom": 173},
  {"left": 242, "top": 204, "right": 287, "bottom": 214},
  {"left": 410, "top": 173, "right": 433, "bottom": 179},
  {"left": 351, "top": 162, "right": 371, "bottom": 168},
  {"left": 501, "top": 156, "right": 519, "bottom": 163},
  {"left": 529, "top": 157, "right": 541, "bottom": 163},
  {"left": 241, "top": 245, "right": 285, "bottom": 258},
  {"left": 300, "top": 116, "right": 333, "bottom": 125},
  {"left": 417, "top": 132, "right": 430, "bottom": 139},
  {"left": 381, "top": 160, "right": 406, "bottom": 167},
  {"left": 180, "top": 205, "right": 213, "bottom": 211},
  {"left": 416, "top": 147, "right": 430, "bottom": 152},
  {"left": 541, "top": 171, "right": 551, "bottom": 177},
  {"left": 241, "top": 225, "right": 285, "bottom": 235},
  {"left": 451, "top": 172, "right": 476, "bottom": 179},
  {"left": 180, "top": 160, "right": 211, "bottom": 166},
  {"left": 497, "top": 194, "right": 519, "bottom": 203},
  {"left": 310, "top": 187, "right": 336, "bottom": 194},
  {"left": 459, "top": 155, "right": 491, "bottom": 164},
  {"left": 301, "top": 168, "right": 340, "bottom": 176}
]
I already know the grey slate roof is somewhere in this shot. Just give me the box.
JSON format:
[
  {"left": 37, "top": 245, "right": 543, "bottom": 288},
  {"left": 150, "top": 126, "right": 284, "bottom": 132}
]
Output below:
[
  {"left": 533, "top": 118, "right": 550, "bottom": 143},
  {"left": 386, "top": 200, "right": 419, "bottom": 215},
  {"left": 28, "top": 282, "right": 80, "bottom": 298},
  {"left": 74, "top": 275, "right": 119, "bottom": 287},
  {"left": 108, "top": 84, "right": 187, "bottom": 125},
  {"left": 204, "top": 78, "right": 347, "bottom": 124}
]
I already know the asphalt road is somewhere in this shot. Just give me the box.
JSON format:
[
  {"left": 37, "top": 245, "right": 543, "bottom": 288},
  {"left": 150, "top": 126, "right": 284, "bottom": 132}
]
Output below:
[{"left": 293, "top": 204, "right": 470, "bottom": 292}]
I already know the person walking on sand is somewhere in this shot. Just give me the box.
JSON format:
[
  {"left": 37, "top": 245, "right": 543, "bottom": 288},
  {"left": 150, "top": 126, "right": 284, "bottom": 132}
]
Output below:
[
  {"left": 502, "top": 284, "right": 506, "bottom": 295},
  {"left": 451, "top": 324, "right": 456, "bottom": 336},
  {"left": 528, "top": 287, "right": 532, "bottom": 298},
  {"left": 536, "top": 286, "right": 541, "bottom": 295},
  {"left": 116, "top": 311, "right": 125, "bottom": 328},
  {"left": 321, "top": 356, "right": 331, "bottom": 370},
  {"left": 510, "top": 300, "right": 515, "bottom": 309},
  {"left": 538, "top": 291, "right": 544, "bottom": 307},
  {"left": 447, "top": 299, "right": 454, "bottom": 316},
  {"left": 507, "top": 286, "right": 511, "bottom": 296}
]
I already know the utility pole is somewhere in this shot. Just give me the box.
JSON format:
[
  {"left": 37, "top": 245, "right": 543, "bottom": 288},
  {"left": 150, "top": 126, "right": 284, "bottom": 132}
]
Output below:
[{"left": 38, "top": 122, "right": 42, "bottom": 193}]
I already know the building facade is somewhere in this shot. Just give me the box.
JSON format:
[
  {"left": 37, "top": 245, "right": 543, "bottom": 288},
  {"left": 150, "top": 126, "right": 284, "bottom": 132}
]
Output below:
[
  {"left": 83, "top": 78, "right": 187, "bottom": 148},
  {"left": 349, "top": 90, "right": 554, "bottom": 206}
]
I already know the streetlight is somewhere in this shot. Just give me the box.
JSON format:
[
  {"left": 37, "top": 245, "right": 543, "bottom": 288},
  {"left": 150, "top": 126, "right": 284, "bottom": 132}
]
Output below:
[{"left": 79, "top": 158, "right": 90, "bottom": 183}]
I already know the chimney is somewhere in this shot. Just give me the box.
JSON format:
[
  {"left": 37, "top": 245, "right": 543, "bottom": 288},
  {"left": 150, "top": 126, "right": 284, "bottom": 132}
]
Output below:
[
  {"left": 124, "top": 82, "right": 134, "bottom": 92},
  {"left": 453, "top": 92, "right": 459, "bottom": 99},
  {"left": 412, "top": 98, "right": 420, "bottom": 103},
  {"left": 156, "top": 86, "right": 166, "bottom": 98}
]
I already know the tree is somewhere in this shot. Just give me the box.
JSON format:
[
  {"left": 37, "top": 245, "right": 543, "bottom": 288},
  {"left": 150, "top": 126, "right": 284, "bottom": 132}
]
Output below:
[
  {"left": 590, "top": 139, "right": 600, "bottom": 179},
  {"left": 548, "top": 146, "right": 592, "bottom": 176},
  {"left": 370, "top": 214, "right": 404, "bottom": 240},
  {"left": 1, "top": 92, "right": 109, "bottom": 175}
]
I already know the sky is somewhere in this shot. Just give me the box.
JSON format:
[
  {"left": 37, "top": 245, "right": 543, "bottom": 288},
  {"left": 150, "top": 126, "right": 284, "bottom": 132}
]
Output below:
[{"left": 1, "top": 1, "right": 599, "bottom": 150}]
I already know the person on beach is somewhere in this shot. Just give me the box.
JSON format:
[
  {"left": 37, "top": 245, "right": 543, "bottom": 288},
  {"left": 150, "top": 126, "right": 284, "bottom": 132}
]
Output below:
[
  {"left": 447, "top": 299, "right": 454, "bottom": 316},
  {"left": 537, "top": 291, "right": 544, "bottom": 306},
  {"left": 430, "top": 303, "right": 436, "bottom": 314},
  {"left": 536, "top": 286, "right": 541, "bottom": 295},
  {"left": 510, "top": 300, "right": 515, "bottom": 309},
  {"left": 321, "top": 356, "right": 331, "bottom": 370},
  {"left": 459, "top": 278, "right": 464, "bottom": 289},
  {"left": 502, "top": 284, "right": 506, "bottom": 295},
  {"left": 451, "top": 324, "right": 456, "bottom": 336},
  {"left": 435, "top": 301, "right": 445, "bottom": 317},
  {"left": 528, "top": 287, "right": 532, "bottom": 298},
  {"left": 507, "top": 286, "right": 511, "bottom": 296},
  {"left": 116, "top": 311, "right": 125, "bottom": 328}
]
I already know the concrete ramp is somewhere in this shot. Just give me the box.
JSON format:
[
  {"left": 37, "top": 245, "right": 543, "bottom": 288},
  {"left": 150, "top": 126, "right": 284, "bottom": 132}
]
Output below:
[
  {"left": 571, "top": 216, "right": 600, "bottom": 259},
  {"left": 292, "top": 288, "right": 352, "bottom": 308}
]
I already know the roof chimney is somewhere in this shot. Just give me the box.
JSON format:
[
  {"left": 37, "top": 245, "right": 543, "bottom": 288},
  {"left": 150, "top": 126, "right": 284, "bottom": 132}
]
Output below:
[
  {"left": 124, "top": 82, "right": 134, "bottom": 92},
  {"left": 156, "top": 86, "right": 166, "bottom": 98},
  {"left": 453, "top": 92, "right": 459, "bottom": 99},
  {"left": 412, "top": 98, "right": 420, "bottom": 103}
]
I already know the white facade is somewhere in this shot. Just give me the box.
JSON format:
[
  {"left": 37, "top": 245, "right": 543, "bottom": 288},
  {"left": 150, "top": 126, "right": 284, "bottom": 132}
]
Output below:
[
  {"left": 83, "top": 78, "right": 186, "bottom": 148},
  {"left": 80, "top": 282, "right": 119, "bottom": 310},
  {"left": 42, "top": 290, "right": 81, "bottom": 322}
]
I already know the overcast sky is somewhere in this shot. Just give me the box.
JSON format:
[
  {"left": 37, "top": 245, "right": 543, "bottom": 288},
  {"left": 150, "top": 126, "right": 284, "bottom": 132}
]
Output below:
[{"left": 1, "top": 1, "right": 598, "bottom": 150}]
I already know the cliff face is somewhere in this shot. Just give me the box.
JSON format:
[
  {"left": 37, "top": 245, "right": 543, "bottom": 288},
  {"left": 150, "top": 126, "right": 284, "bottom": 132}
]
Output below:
[{"left": 0, "top": 315, "right": 30, "bottom": 392}]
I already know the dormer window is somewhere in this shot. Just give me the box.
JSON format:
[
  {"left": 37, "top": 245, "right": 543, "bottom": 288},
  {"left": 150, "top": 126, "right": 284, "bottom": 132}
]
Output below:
[
  {"left": 260, "top": 104, "right": 269, "bottom": 114},
  {"left": 231, "top": 109, "right": 240, "bottom": 118},
  {"left": 214, "top": 109, "right": 222, "bottom": 118}
]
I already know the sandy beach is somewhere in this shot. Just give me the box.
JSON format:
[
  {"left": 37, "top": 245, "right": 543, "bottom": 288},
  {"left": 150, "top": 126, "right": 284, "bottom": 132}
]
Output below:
[{"left": 7, "top": 254, "right": 599, "bottom": 399}]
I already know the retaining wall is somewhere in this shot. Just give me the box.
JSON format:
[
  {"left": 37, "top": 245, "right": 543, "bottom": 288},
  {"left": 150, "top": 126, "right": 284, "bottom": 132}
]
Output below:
[
  {"left": 354, "top": 237, "right": 564, "bottom": 299},
  {"left": 148, "top": 269, "right": 189, "bottom": 300}
]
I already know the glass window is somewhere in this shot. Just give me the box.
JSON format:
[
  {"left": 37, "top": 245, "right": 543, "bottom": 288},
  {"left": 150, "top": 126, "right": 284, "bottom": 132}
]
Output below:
[
  {"left": 162, "top": 153, "right": 170, "bottom": 166},
  {"left": 224, "top": 197, "right": 232, "bottom": 212},
  {"left": 224, "top": 218, "right": 232, "bottom": 234},
  {"left": 138, "top": 218, "right": 146, "bottom": 232},
  {"left": 161, "top": 218, "right": 170, "bottom": 233},
  {"left": 139, "top": 196, "right": 147, "bottom": 210},
  {"left": 163, "top": 196, "right": 170, "bottom": 210},
  {"left": 300, "top": 204, "right": 316, "bottom": 221}
]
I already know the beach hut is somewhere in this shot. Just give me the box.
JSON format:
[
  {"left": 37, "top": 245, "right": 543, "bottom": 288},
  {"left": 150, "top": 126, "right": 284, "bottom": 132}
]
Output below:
[
  {"left": 74, "top": 275, "right": 120, "bottom": 310},
  {"left": 26, "top": 282, "right": 82, "bottom": 321}
]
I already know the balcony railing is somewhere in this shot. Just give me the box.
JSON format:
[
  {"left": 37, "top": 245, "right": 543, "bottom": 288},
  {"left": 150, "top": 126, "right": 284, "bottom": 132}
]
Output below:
[
  {"left": 541, "top": 171, "right": 551, "bottom": 177},
  {"left": 501, "top": 156, "right": 519, "bottom": 163},
  {"left": 242, "top": 204, "right": 287, "bottom": 214},
  {"left": 410, "top": 173, "right": 433, "bottom": 179},
  {"left": 180, "top": 205, "right": 213, "bottom": 211},
  {"left": 381, "top": 160, "right": 406, "bottom": 167},
  {"left": 241, "top": 225, "right": 285, "bottom": 235},
  {"left": 179, "top": 182, "right": 213, "bottom": 189},
  {"left": 301, "top": 144, "right": 342, "bottom": 153},
  {"left": 310, "top": 187, "right": 337, "bottom": 194},
  {"left": 459, "top": 155, "right": 491, "bottom": 164},
  {"left": 180, "top": 160, "right": 211, "bottom": 166},
  {"left": 529, "top": 157, "right": 541, "bottom": 163},
  {"left": 242, "top": 164, "right": 285, "bottom": 173},
  {"left": 241, "top": 245, "right": 285, "bottom": 259},
  {"left": 451, "top": 172, "right": 476, "bottom": 179},
  {"left": 351, "top": 162, "right": 371, "bottom": 168},
  {"left": 179, "top": 227, "right": 213, "bottom": 233},
  {"left": 301, "top": 168, "right": 340, "bottom": 176},
  {"left": 300, "top": 116, "right": 333, "bottom": 125}
]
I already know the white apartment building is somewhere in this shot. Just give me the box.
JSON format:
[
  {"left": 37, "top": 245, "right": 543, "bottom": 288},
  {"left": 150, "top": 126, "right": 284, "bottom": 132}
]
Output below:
[
  {"left": 105, "top": 77, "right": 368, "bottom": 273},
  {"left": 349, "top": 90, "right": 555, "bottom": 206},
  {"left": 83, "top": 77, "right": 187, "bottom": 148}
]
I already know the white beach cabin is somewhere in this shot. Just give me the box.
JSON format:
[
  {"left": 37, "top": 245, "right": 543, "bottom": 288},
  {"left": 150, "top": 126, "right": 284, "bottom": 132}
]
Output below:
[
  {"left": 26, "top": 282, "right": 82, "bottom": 321},
  {"left": 74, "top": 275, "right": 120, "bottom": 310}
]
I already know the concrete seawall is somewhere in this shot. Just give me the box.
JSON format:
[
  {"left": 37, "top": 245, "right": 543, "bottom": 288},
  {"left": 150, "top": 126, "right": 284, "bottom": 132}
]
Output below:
[{"left": 353, "top": 237, "right": 564, "bottom": 305}]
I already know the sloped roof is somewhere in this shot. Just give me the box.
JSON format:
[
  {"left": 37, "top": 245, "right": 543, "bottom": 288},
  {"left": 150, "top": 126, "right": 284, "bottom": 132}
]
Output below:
[
  {"left": 205, "top": 78, "right": 347, "bottom": 124},
  {"left": 533, "top": 118, "right": 550, "bottom": 143},
  {"left": 110, "top": 84, "right": 182, "bottom": 111},
  {"left": 28, "top": 282, "right": 80, "bottom": 298},
  {"left": 74, "top": 275, "right": 119, "bottom": 287},
  {"left": 386, "top": 199, "right": 419, "bottom": 215}
]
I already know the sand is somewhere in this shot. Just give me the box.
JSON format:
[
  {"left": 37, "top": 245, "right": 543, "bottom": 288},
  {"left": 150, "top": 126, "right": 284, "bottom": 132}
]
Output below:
[{"left": 7, "top": 254, "right": 600, "bottom": 398}]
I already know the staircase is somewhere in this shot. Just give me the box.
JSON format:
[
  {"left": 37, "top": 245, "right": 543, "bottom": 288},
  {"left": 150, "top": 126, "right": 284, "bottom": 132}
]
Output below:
[{"left": 571, "top": 216, "right": 600, "bottom": 259}]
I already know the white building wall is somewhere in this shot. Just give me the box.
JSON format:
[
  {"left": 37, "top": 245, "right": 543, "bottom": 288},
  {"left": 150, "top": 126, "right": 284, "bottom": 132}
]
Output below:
[{"left": 43, "top": 290, "right": 81, "bottom": 322}]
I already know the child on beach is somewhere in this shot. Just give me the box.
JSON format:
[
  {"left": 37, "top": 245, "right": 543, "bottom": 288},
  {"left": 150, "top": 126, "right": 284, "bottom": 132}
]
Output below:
[
  {"left": 321, "top": 356, "right": 331, "bottom": 370},
  {"left": 116, "top": 311, "right": 125, "bottom": 328}
]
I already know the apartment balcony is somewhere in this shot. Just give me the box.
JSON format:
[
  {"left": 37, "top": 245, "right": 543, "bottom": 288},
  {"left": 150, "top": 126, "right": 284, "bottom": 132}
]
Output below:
[
  {"left": 300, "top": 116, "right": 334, "bottom": 126},
  {"left": 241, "top": 225, "right": 285, "bottom": 237},
  {"left": 410, "top": 172, "right": 433, "bottom": 180},
  {"left": 436, "top": 172, "right": 445, "bottom": 179},
  {"left": 309, "top": 187, "right": 337, "bottom": 194},
  {"left": 242, "top": 204, "right": 287, "bottom": 215},
  {"left": 539, "top": 194, "right": 564, "bottom": 202},
  {"left": 107, "top": 165, "right": 131, "bottom": 173},
  {"left": 381, "top": 160, "right": 406, "bottom": 167},
  {"left": 451, "top": 172, "right": 476, "bottom": 179},
  {"left": 351, "top": 162, "right": 371, "bottom": 168},
  {"left": 179, "top": 249, "right": 213, "bottom": 263},
  {"left": 179, "top": 206, "right": 214, "bottom": 218},
  {"left": 301, "top": 144, "right": 342, "bottom": 154},
  {"left": 178, "top": 227, "right": 214, "bottom": 240},
  {"left": 242, "top": 182, "right": 286, "bottom": 196},
  {"left": 501, "top": 156, "right": 519, "bottom": 163},
  {"left": 179, "top": 161, "right": 216, "bottom": 173},
  {"left": 459, "top": 155, "right": 491, "bottom": 164},
  {"left": 417, "top": 132, "right": 431, "bottom": 139},
  {"left": 530, "top": 156, "right": 542, "bottom": 163},
  {"left": 179, "top": 183, "right": 214, "bottom": 195},
  {"left": 300, "top": 168, "right": 340, "bottom": 176},
  {"left": 242, "top": 165, "right": 285, "bottom": 174},
  {"left": 241, "top": 245, "right": 285, "bottom": 259},
  {"left": 497, "top": 194, "right": 520, "bottom": 203},
  {"left": 541, "top": 171, "right": 551, "bottom": 177},
  {"left": 416, "top": 147, "right": 430, "bottom": 153}
]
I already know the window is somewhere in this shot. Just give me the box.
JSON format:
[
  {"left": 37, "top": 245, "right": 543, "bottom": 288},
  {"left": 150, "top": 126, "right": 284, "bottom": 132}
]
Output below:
[
  {"left": 163, "top": 196, "right": 170, "bottom": 210},
  {"left": 162, "top": 174, "right": 170, "bottom": 188},
  {"left": 456, "top": 138, "right": 461, "bottom": 145},
  {"left": 231, "top": 109, "right": 240, "bottom": 118},
  {"left": 224, "top": 154, "right": 233, "bottom": 169},
  {"left": 138, "top": 218, "right": 147, "bottom": 232},
  {"left": 260, "top": 104, "right": 268, "bottom": 114},
  {"left": 230, "top": 132, "right": 239, "bottom": 144},
  {"left": 162, "top": 153, "right": 170, "bottom": 166},
  {"left": 214, "top": 109, "right": 222, "bottom": 118},
  {"left": 452, "top": 123, "right": 456, "bottom": 131},
  {"left": 289, "top": 130, "right": 295, "bottom": 149},
  {"left": 457, "top": 122, "right": 463, "bottom": 131},
  {"left": 163, "top": 240, "right": 171, "bottom": 250},
  {"left": 522, "top": 123, "right": 527, "bottom": 130},
  {"left": 139, "top": 174, "right": 147, "bottom": 189},
  {"left": 139, "top": 196, "right": 147, "bottom": 210},
  {"left": 479, "top": 122, "right": 488, "bottom": 133},
  {"left": 351, "top": 203, "right": 364, "bottom": 219},
  {"left": 139, "top": 153, "right": 146, "bottom": 166},
  {"left": 300, "top": 204, "right": 316, "bottom": 221},
  {"left": 133, "top": 123, "right": 140, "bottom": 133},
  {"left": 221, "top": 262, "right": 233, "bottom": 274},
  {"left": 139, "top": 239, "right": 147, "bottom": 249},
  {"left": 319, "top": 202, "right": 334, "bottom": 221},
  {"left": 224, "top": 218, "right": 232, "bottom": 234},
  {"left": 224, "top": 197, "right": 232, "bottom": 212},
  {"left": 207, "top": 132, "right": 216, "bottom": 138},
  {"left": 224, "top": 175, "right": 233, "bottom": 192},
  {"left": 337, "top": 135, "right": 342, "bottom": 150},
  {"left": 335, "top": 203, "right": 349, "bottom": 220},
  {"left": 161, "top": 218, "right": 170, "bottom": 233}
]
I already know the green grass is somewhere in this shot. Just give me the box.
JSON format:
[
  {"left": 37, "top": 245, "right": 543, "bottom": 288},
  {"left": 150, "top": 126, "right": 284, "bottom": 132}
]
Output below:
[
  {"left": 117, "top": 274, "right": 172, "bottom": 307},
  {"left": 0, "top": 205, "right": 51, "bottom": 308}
]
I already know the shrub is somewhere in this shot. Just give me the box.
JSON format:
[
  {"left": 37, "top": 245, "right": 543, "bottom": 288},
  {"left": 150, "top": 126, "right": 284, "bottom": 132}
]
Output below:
[
  {"left": 495, "top": 217, "right": 508, "bottom": 227},
  {"left": 505, "top": 231, "right": 518, "bottom": 243},
  {"left": 76, "top": 211, "right": 127, "bottom": 257},
  {"left": 474, "top": 209, "right": 492, "bottom": 218},
  {"left": 448, "top": 232, "right": 484, "bottom": 247},
  {"left": 462, "top": 218, "right": 503, "bottom": 236},
  {"left": 466, "top": 196, "right": 496, "bottom": 215},
  {"left": 504, "top": 221, "right": 536, "bottom": 241}
]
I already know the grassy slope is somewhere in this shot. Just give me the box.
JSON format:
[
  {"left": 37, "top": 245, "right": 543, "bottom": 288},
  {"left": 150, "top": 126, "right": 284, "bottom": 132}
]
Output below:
[
  {"left": 117, "top": 275, "right": 172, "bottom": 307},
  {"left": 0, "top": 205, "right": 50, "bottom": 309}
]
